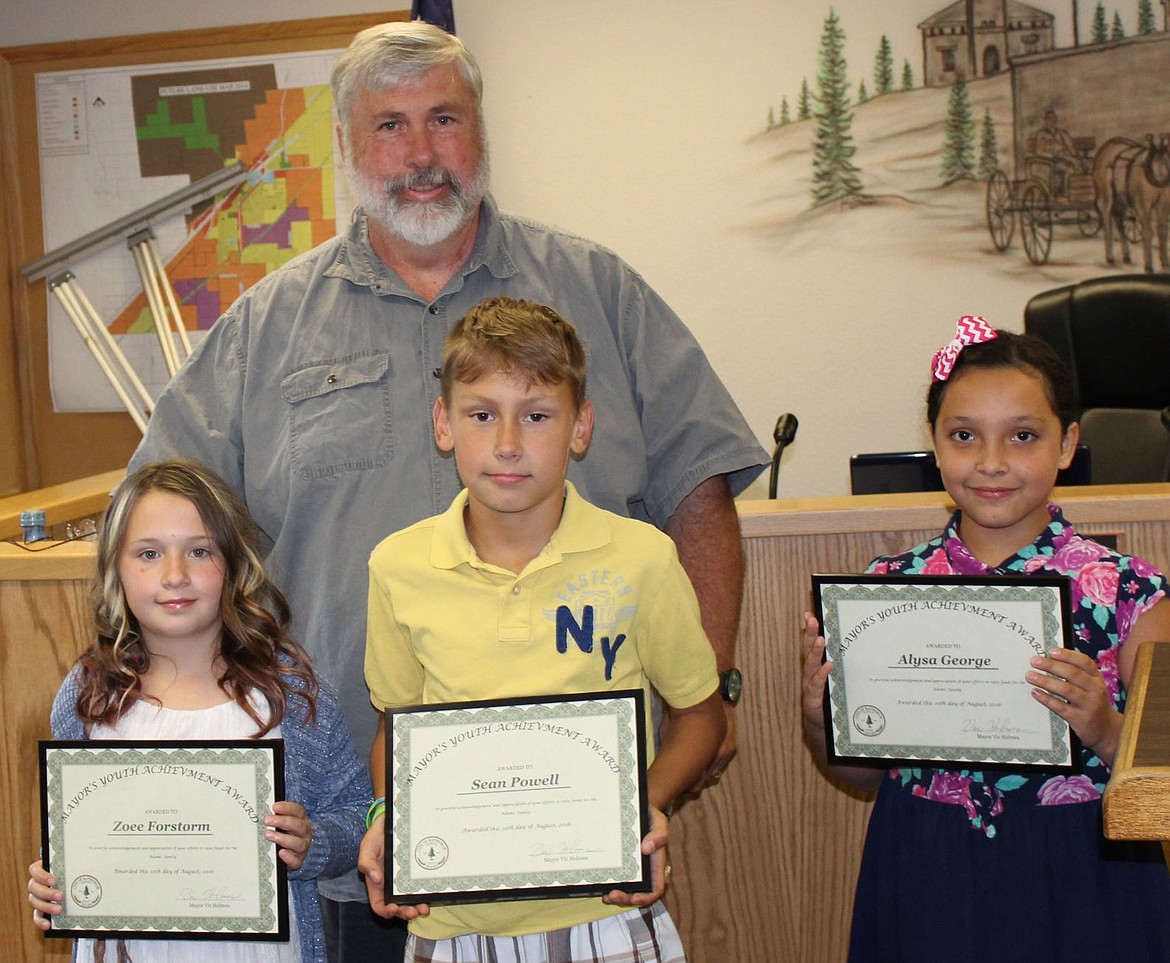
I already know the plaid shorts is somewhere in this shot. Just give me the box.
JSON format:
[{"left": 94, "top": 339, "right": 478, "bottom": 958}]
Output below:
[{"left": 405, "top": 904, "right": 686, "bottom": 963}]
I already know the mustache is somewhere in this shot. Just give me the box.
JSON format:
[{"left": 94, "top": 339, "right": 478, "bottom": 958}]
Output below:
[{"left": 384, "top": 167, "right": 463, "bottom": 198}]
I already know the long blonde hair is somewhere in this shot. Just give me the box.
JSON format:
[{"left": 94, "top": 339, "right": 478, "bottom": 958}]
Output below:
[{"left": 77, "top": 459, "right": 317, "bottom": 734}]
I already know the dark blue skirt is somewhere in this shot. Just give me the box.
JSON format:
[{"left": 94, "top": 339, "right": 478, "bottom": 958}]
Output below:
[{"left": 848, "top": 782, "right": 1170, "bottom": 962}]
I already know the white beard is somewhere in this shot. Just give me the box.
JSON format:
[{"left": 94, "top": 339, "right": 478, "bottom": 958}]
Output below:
[{"left": 347, "top": 156, "right": 490, "bottom": 248}]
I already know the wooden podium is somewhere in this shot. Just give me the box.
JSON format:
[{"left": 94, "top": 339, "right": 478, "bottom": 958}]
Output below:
[
  {"left": 1104, "top": 641, "right": 1170, "bottom": 857},
  {"left": 6, "top": 477, "right": 1170, "bottom": 962}
]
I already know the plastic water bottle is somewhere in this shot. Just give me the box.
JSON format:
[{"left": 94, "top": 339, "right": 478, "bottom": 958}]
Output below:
[{"left": 20, "top": 509, "right": 47, "bottom": 543}]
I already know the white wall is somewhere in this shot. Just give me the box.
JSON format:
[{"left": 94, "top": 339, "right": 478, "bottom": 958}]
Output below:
[{"left": 1, "top": 1, "right": 1112, "bottom": 498}]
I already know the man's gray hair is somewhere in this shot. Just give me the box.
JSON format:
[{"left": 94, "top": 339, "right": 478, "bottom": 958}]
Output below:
[{"left": 332, "top": 21, "right": 483, "bottom": 127}]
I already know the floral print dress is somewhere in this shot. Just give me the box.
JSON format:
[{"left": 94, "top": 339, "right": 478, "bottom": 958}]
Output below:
[
  {"left": 847, "top": 505, "right": 1170, "bottom": 963},
  {"left": 867, "top": 503, "right": 1164, "bottom": 837}
]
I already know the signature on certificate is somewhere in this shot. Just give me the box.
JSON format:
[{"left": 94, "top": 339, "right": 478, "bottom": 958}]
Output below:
[
  {"left": 179, "top": 886, "right": 243, "bottom": 901},
  {"left": 529, "top": 840, "right": 602, "bottom": 857},
  {"left": 962, "top": 717, "right": 1035, "bottom": 736}
]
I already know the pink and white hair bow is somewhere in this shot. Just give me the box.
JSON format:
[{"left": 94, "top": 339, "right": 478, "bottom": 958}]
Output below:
[{"left": 931, "top": 315, "right": 999, "bottom": 382}]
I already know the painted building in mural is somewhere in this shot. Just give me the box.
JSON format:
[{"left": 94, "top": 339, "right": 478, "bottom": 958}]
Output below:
[{"left": 918, "top": 0, "right": 1055, "bottom": 87}]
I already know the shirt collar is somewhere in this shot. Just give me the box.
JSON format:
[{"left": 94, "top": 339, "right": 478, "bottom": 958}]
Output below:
[
  {"left": 942, "top": 504, "right": 1070, "bottom": 575},
  {"left": 429, "top": 481, "right": 610, "bottom": 574},
  {"left": 464, "top": 195, "right": 519, "bottom": 281}
]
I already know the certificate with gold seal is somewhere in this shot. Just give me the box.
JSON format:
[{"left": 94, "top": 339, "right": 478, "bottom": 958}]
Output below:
[
  {"left": 812, "top": 574, "right": 1078, "bottom": 770},
  {"left": 39, "top": 739, "right": 288, "bottom": 940},
  {"left": 386, "top": 690, "right": 650, "bottom": 904}
]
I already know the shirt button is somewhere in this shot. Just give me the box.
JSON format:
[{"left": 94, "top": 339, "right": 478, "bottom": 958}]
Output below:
[
  {"left": 326, "top": 374, "right": 337, "bottom": 384},
  {"left": 512, "top": 585, "right": 522, "bottom": 595},
  {"left": 428, "top": 304, "right": 439, "bottom": 315}
]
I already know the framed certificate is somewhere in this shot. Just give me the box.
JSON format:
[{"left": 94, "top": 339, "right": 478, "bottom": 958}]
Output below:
[
  {"left": 812, "top": 574, "right": 1078, "bottom": 770},
  {"left": 386, "top": 690, "right": 650, "bottom": 904},
  {"left": 39, "top": 739, "right": 288, "bottom": 940}
]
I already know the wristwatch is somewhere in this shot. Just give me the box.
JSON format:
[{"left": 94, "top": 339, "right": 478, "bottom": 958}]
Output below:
[{"left": 719, "top": 668, "right": 743, "bottom": 706}]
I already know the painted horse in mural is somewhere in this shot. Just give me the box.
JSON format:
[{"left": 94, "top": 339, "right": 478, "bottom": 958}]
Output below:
[{"left": 1092, "top": 135, "right": 1170, "bottom": 274}]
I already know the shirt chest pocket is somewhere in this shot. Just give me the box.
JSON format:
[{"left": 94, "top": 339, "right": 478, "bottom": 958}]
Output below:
[{"left": 281, "top": 352, "right": 394, "bottom": 479}]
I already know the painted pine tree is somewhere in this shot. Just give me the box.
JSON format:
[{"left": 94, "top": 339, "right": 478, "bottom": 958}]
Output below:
[
  {"left": 798, "top": 78, "right": 812, "bottom": 121},
  {"left": 858, "top": 79, "right": 869, "bottom": 103},
  {"left": 780, "top": 96, "right": 791, "bottom": 125},
  {"left": 1138, "top": 0, "right": 1156, "bottom": 34},
  {"left": 940, "top": 76, "right": 977, "bottom": 184},
  {"left": 1111, "top": 11, "right": 1125, "bottom": 39},
  {"left": 874, "top": 35, "right": 894, "bottom": 96},
  {"left": 902, "top": 59, "right": 914, "bottom": 91},
  {"left": 978, "top": 108, "right": 999, "bottom": 178},
  {"left": 811, "top": 9, "right": 862, "bottom": 206},
  {"left": 1091, "top": 2, "right": 1109, "bottom": 42}
]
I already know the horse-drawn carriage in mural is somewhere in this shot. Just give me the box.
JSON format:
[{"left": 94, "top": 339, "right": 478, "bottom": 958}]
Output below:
[
  {"left": 982, "top": 33, "right": 1170, "bottom": 271},
  {"left": 984, "top": 129, "right": 1102, "bottom": 265}
]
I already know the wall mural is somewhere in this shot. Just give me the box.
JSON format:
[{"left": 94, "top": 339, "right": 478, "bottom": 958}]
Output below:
[{"left": 748, "top": 0, "right": 1169, "bottom": 275}]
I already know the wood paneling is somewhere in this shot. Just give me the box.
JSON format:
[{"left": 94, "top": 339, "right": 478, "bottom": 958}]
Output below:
[
  {"left": 0, "top": 54, "right": 31, "bottom": 495},
  {"left": 8, "top": 480, "right": 1170, "bottom": 961},
  {"left": 664, "top": 484, "right": 1170, "bottom": 963},
  {"left": 1, "top": 545, "right": 95, "bottom": 963}
]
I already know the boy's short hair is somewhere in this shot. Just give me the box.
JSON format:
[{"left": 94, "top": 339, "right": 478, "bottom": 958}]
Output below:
[{"left": 441, "top": 296, "right": 588, "bottom": 409}]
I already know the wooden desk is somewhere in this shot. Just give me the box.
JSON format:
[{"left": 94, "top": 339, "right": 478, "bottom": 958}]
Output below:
[
  {"left": 666, "top": 483, "right": 1170, "bottom": 963},
  {"left": 6, "top": 480, "right": 1170, "bottom": 962},
  {"left": 1, "top": 540, "right": 95, "bottom": 963},
  {"left": 0, "top": 469, "right": 122, "bottom": 540}
]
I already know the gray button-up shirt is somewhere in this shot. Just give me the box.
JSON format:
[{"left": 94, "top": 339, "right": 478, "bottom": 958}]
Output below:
[{"left": 130, "top": 196, "right": 767, "bottom": 898}]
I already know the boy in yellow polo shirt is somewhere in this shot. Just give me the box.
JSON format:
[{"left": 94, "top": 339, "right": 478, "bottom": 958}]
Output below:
[{"left": 358, "top": 296, "right": 724, "bottom": 963}]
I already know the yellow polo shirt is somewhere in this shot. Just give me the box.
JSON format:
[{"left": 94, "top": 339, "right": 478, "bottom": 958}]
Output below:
[{"left": 365, "top": 482, "right": 716, "bottom": 939}]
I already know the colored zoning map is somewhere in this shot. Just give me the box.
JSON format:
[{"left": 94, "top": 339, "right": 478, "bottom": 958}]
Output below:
[
  {"left": 37, "top": 50, "right": 347, "bottom": 410},
  {"left": 110, "top": 65, "right": 337, "bottom": 334}
]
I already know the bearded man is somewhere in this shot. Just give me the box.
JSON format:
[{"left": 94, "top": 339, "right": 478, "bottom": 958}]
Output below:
[{"left": 128, "top": 21, "right": 767, "bottom": 963}]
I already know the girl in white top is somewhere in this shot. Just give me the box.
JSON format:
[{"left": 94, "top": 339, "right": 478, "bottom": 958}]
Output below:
[{"left": 27, "top": 460, "right": 369, "bottom": 963}]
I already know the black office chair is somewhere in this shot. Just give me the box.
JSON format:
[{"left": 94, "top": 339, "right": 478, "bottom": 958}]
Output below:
[
  {"left": 1024, "top": 274, "right": 1170, "bottom": 483},
  {"left": 1075, "top": 408, "right": 1170, "bottom": 485}
]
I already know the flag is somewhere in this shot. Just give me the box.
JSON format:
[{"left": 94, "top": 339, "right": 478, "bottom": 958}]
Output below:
[{"left": 410, "top": 0, "right": 456, "bottom": 34}]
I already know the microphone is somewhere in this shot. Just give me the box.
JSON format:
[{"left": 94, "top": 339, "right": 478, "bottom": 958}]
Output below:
[
  {"left": 769, "top": 413, "right": 799, "bottom": 498},
  {"left": 774, "top": 413, "right": 798, "bottom": 447}
]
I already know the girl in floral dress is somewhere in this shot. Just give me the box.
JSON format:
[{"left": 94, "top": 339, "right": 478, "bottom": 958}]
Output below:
[{"left": 801, "top": 321, "right": 1170, "bottom": 962}]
